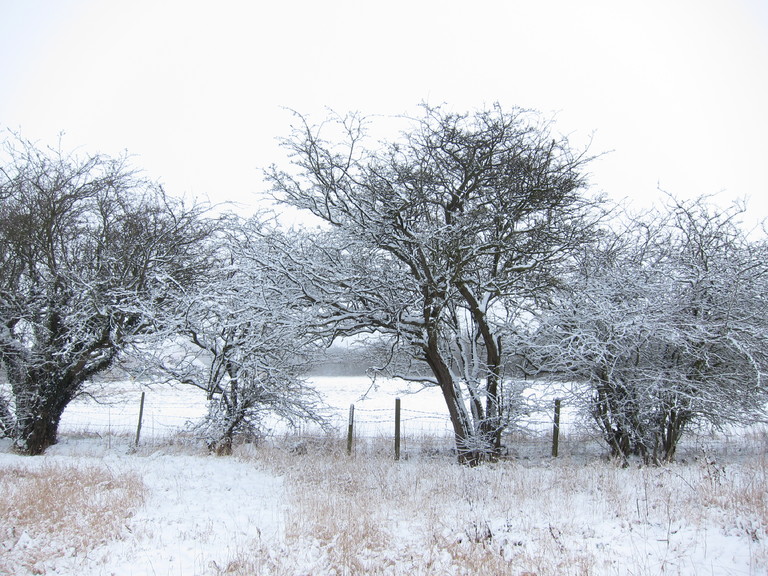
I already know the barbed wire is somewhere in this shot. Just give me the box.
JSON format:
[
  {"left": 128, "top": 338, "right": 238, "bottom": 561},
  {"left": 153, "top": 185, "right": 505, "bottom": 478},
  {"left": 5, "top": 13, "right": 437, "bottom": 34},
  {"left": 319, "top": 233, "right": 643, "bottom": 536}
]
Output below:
[{"left": 57, "top": 391, "right": 568, "bottom": 443}]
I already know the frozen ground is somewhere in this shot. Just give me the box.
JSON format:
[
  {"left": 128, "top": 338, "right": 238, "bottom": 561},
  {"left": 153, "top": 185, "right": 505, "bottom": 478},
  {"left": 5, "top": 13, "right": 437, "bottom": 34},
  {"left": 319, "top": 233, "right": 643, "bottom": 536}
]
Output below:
[{"left": 1, "top": 378, "right": 766, "bottom": 575}]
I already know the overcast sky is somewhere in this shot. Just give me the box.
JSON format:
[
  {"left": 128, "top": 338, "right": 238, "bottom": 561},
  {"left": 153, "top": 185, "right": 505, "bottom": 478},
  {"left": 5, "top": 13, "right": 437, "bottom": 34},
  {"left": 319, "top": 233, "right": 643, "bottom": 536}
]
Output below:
[{"left": 2, "top": 0, "right": 767, "bottom": 225}]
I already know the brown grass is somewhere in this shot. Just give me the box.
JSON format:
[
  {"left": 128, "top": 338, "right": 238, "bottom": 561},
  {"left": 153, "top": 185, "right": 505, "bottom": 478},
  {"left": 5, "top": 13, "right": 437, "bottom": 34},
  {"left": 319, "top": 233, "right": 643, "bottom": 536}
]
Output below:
[
  {"left": 0, "top": 462, "right": 146, "bottom": 575},
  {"left": 2, "top": 432, "right": 767, "bottom": 575},
  {"left": 218, "top": 433, "right": 768, "bottom": 576}
]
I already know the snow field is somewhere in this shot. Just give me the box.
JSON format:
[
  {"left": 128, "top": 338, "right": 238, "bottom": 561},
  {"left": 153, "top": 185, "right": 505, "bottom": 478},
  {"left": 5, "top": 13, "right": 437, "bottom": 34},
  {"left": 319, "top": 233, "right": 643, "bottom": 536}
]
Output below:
[
  {"left": 2, "top": 377, "right": 767, "bottom": 575},
  {"left": 262, "top": 439, "right": 768, "bottom": 575},
  {"left": 2, "top": 431, "right": 767, "bottom": 575},
  {"left": 56, "top": 376, "right": 572, "bottom": 444},
  {"left": 0, "top": 438, "right": 285, "bottom": 575}
]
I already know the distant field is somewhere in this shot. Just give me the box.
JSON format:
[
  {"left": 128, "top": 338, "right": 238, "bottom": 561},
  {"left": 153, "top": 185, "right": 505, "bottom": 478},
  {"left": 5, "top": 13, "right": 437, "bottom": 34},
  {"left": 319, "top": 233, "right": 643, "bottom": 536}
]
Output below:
[{"left": 58, "top": 375, "right": 586, "bottom": 443}]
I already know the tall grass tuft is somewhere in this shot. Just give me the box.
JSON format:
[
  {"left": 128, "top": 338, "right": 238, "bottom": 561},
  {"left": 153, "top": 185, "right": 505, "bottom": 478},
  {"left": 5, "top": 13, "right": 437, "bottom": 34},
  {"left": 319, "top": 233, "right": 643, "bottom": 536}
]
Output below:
[{"left": 0, "top": 463, "right": 146, "bottom": 574}]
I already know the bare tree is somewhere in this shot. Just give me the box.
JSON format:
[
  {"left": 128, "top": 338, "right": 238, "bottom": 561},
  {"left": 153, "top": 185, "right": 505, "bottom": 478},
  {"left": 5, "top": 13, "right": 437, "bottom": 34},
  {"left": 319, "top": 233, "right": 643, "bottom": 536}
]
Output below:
[
  {"left": 143, "top": 216, "right": 328, "bottom": 454},
  {"left": 268, "top": 104, "right": 599, "bottom": 464},
  {"left": 528, "top": 196, "right": 768, "bottom": 463},
  {"left": 0, "top": 134, "right": 212, "bottom": 454}
]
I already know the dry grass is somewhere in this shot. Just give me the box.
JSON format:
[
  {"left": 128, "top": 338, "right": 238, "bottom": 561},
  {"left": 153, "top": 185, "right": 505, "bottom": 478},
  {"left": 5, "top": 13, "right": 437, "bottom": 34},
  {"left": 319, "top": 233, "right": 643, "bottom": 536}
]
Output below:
[
  {"left": 2, "top": 432, "right": 767, "bottom": 575},
  {"left": 0, "top": 462, "right": 146, "bottom": 575},
  {"left": 221, "top": 433, "right": 768, "bottom": 576}
]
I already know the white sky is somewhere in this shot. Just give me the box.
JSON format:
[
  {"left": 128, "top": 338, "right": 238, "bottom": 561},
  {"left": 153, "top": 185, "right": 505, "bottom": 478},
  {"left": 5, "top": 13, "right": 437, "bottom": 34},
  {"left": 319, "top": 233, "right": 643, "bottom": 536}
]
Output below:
[{"left": 2, "top": 0, "right": 767, "bottom": 225}]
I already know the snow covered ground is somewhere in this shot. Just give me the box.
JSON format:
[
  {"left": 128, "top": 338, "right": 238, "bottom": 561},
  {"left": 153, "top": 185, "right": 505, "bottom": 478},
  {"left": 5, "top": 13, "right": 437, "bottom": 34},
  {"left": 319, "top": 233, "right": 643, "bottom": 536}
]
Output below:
[
  {"left": 0, "top": 437, "right": 285, "bottom": 575},
  {"left": 56, "top": 376, "right": 460, "bottom": 441},
  {"left": 2, "top": 377, "right": 767, "bottom": 575},
  {"left": 54, "top": 376, "right": 571, "bottom": 443}
]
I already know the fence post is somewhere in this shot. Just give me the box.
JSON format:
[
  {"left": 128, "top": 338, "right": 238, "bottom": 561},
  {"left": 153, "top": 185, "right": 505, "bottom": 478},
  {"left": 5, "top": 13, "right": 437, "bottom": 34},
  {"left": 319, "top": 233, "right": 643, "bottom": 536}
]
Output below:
[
  {"left": 394, "top": 397, "right": 401, "bottom": 461},
  {"left": 346, "top": 404, "right": 355, "bottom": 455},
  {"left": 134, "top": 391, "right": 145, "bottom": 448},
  {"left": 552, "top": 398, "right": 561, "bottom": 457}
]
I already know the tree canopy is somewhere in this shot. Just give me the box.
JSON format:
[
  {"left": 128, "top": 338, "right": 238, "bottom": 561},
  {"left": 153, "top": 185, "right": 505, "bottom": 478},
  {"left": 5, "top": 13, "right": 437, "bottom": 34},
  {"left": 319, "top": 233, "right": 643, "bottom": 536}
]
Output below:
[
  {"left": 269, "top": 104, "right": 601, "bottom": 464},
  {"left": 0, "top": 135, "right": 212, "bottom": 454},
  {"left": 527, "top": 196, "right": 768, "bottom": 462}
]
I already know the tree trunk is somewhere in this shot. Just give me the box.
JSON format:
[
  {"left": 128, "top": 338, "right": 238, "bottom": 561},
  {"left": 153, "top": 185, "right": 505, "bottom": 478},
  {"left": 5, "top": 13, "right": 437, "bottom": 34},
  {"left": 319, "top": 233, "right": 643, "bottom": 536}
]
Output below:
[
  {"left": 213, "top": 410, "right": 242, "bottom": 456},
  {"left": 658, "top": 408, "right": 687, "bottom": 463},
  {"left": 457, "top": 284, "right": 504, "bottom": 460},
  {"left": 15, "top": 395, "right": 70, "bottom": 455},
  {"left": 11, "top": 371, "right": 81, "bottom": 456},
  {"left": 423, "top": 341, "right": 492, "bottom": 466},
  {"left": 593, "top": 380, "right": 633, "bottom": 464}
]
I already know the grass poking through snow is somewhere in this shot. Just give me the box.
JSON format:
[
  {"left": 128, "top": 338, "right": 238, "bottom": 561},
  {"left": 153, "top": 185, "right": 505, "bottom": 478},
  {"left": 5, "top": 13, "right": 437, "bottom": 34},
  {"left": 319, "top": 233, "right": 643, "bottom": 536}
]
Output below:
[
  {"left": 1, "top": 433, "right": 767, "bottom": 575},
  {"left": 232, "top": 434, "right": 768, "bottom": 575},
  {"left": 0, "top": 462, "right": 146, "bottom": 574}
]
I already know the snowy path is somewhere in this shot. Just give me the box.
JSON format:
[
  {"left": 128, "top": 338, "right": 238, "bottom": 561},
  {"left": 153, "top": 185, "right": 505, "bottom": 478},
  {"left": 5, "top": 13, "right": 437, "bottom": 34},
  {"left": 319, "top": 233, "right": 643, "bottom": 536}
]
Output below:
[{"left": 113, "top": 452, "right": 284, "bottom": 576}]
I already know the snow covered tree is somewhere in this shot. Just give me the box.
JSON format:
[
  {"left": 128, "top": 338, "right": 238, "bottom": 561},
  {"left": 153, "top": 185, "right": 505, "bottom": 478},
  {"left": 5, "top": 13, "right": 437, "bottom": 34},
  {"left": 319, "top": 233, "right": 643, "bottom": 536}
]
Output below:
[
  {"left": 0, "top": 392, "right": 13, "bottom": 437},
  {"left": 143, "top": 216, "right": 327, "bottom": 454},
  {"left": 528, "top": 196, "right": 768, "bottom": 463},
  {"left": 268, "top": 104, "right": 599, "bottom": 464},
  {"left": 0, "top": 134, "right": 211, "bottom": 455}
]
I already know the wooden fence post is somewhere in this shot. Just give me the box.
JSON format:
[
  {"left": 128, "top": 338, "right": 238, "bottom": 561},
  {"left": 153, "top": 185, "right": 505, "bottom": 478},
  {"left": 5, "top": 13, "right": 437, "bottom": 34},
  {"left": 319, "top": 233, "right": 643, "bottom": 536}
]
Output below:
[
  {"left": 552, "top": 398, "right": 561, "bottom": 457},
  {"left": 347, "top": 404, "right": 355, "bottom": 455},
  {"left": 394, "top": 398, "right": 401, "bottom": 461},
  {"left": 134, "top": 391, "right": 145, "bottom": 448}
]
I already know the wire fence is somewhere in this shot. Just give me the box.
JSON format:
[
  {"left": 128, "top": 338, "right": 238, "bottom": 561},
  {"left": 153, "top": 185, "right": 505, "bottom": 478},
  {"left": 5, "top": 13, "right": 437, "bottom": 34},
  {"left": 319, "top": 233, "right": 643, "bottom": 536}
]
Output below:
[
  {"left": 57, "top": 393, "right": 465, "bottom": 440},
  {"left": 55, "top": 382, "right": 202, "bottom": 440},
  {"left": 57, "top": 379, "right": 570, "bottom": 444},
  {"left": 54, "top": 379, "right": 767, "bottom": 458}
]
